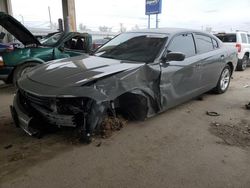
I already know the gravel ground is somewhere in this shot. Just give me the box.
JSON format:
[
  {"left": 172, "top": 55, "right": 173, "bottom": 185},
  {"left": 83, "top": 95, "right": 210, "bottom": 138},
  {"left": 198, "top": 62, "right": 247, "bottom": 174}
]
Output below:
[{"left": 0, "top": 69, "right": 250, "bottom": 188}]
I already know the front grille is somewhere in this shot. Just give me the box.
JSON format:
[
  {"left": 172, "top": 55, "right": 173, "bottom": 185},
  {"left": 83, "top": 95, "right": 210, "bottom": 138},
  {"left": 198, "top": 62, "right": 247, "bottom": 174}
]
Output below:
[
  {"left": 17, "top": 90, "right": 87, "bottom": 127},
  {"left": 19, "top": 89, "right": 52, "bottom": 110}
]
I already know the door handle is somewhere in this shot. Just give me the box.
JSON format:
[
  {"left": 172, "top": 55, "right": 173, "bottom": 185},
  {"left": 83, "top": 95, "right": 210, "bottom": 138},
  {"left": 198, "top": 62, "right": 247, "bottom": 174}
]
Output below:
[{"left": 221, "top": 55, "right": 225, "bottom": 59}]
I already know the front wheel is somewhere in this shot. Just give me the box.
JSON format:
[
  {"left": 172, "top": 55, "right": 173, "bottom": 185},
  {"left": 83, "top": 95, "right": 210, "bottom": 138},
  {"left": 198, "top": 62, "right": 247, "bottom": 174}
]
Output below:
[
  {"left": 13, "top": 62, "right": 39, "bottom": 86},
  {"left": 213, "top": 65, "right": 231, "bottom": 94}
]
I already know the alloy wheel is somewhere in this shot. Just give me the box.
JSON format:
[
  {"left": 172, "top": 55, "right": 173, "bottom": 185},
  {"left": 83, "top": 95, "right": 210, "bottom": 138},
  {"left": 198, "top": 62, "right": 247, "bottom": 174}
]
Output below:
[{"left": 220, "top": 68, "right": 230, "bottom": 91}]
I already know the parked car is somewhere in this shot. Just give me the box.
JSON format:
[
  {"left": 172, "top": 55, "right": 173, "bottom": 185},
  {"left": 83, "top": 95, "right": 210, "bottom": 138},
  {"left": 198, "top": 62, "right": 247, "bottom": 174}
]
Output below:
[
  {"left": 215, "top": 31, "right": 250, "bottom": 71},
  {"left": 10, "top": 28, "right": 237, "bottom": 142},
  {"left": 0, "top": 12, "right": 92, "bottom": 84},
  {"left": 0, "top": 43, "right": 13, "bottom": 52}
]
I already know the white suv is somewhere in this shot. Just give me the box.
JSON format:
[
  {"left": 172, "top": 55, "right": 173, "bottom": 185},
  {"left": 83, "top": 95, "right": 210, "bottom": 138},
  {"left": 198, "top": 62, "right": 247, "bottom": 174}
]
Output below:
[{"left": 215, "top": 31, "right": 250, "bottom": 71}]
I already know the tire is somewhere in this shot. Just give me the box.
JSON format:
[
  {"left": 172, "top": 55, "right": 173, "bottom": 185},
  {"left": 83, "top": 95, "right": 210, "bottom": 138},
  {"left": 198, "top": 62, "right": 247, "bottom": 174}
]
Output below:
[
  {"left": 13, "top": 62, "right": 39, "bottom": 86},
  {"left": 236, "top": 55, "right": 248, "bottom": 71},
  {"left": 213, "top": 65, "right": 231, "bottom": 94}
]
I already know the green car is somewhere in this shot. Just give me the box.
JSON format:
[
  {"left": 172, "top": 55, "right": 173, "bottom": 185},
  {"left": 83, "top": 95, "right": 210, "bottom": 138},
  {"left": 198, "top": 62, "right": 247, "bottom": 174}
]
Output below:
[{"left": 0, "top": 12, "right": 92, "bottom": 84}]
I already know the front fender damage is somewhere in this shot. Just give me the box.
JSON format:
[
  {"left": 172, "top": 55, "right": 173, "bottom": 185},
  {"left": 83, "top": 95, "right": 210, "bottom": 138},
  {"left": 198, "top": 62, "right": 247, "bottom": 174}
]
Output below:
[{"left": 12, "top": 64, "right": 161, "bottom": 142}]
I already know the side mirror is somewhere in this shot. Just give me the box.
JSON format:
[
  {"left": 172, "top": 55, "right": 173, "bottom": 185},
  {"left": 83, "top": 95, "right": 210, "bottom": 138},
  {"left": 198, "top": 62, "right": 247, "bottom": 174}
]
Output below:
[{"left": 161, "top": 52, "right": 185, "bottom": 63}]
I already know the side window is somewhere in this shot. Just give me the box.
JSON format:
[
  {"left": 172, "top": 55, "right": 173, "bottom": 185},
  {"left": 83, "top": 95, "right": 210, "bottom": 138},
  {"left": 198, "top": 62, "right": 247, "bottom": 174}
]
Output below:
[
  {"left": 247, "top": 35, "right": 250, "bottom": 44},
  {"left": 64, "top": 38, "right": 76, "bottom": 50},
  {"left": 64, "top": 36, "right": 86, "bottom": 51},
  {"left": 241, "top": 33, "right": 247, "bottom": 43},
  {"left": 195, "top": 34, "right": 213, "bottom": 53},
  {"left": 212, "top": 38, "right": 219, "bottom": 49},
  {"left": 167, "top": 33, "right": 195, "bottom": 58}
]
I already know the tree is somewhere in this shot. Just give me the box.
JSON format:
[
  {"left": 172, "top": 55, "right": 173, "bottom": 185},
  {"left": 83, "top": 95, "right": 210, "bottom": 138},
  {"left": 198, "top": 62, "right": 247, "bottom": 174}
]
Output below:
[{"left": 99, "top": 26, "right": 110, "bottom": 32}]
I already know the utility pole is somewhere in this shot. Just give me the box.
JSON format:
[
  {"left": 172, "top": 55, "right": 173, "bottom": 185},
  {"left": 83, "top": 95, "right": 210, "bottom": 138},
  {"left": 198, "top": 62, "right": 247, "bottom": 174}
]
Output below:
[
  {"left": 148, "top": 15, "right": 150, "bottom": 29},
  {"left": 146, "top": 0, "right": 162, "bottom": 29},
  {"left": 156, "top": 14, "right": 159, "bottom": 28},
  {"left": 48, "top": 6, "right": 52, "bottom": 29}
]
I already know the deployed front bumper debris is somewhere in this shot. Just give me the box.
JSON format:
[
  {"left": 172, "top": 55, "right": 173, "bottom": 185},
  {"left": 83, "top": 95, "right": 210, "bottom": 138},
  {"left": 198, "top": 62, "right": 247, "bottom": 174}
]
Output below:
[{"left": 10, "top": 92, "right": 40, "bottom": 136}]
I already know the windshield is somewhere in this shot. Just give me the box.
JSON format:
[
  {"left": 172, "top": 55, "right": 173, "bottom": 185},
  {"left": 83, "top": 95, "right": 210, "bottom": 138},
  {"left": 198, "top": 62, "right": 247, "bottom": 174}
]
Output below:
[
  {"left": 95, "top": 32, "right": 168, "bottom": 63},
  {"left": 40, "top": 33, "right": 63, "bottom": 46}
]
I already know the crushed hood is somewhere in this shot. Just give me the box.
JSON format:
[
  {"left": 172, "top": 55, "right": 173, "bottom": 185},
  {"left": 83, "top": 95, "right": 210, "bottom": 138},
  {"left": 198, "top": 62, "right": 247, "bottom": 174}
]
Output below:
[
  {"left": 26, "top": 55, "right": 145, "bottom": 87},
  {"left": 0, "top": 12, "right": 40, "bottom": 46}
]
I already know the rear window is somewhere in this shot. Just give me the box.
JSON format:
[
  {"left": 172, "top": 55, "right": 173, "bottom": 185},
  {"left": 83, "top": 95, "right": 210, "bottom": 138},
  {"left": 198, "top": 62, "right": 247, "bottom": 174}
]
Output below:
[{"left": 215, "top": 34, "right": 236, "bottom": 43}]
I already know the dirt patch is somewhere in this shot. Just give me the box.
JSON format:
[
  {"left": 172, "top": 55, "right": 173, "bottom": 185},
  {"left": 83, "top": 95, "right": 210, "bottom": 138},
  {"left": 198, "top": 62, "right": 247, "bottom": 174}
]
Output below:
[
  {"left": 209, "top": 119, "right": 250, "bottom": 148},
  {"left": 99, "top": 116, "right": 127, "bottom": 138}
]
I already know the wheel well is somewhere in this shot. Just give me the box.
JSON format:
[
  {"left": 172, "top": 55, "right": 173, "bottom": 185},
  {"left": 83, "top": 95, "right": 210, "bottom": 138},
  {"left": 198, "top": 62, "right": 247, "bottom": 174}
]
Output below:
[
  {"left": 245, "top": 52, "right": 249, "bottom": 58},
  {"left": 8, "top": 61, "right": 41, "bottom": 83},
  {"left": 227, "top": 62, "right": 234, "bottom": 75},
  {"left": 114, "top": 92, "right": 148, "bottom": 121}
]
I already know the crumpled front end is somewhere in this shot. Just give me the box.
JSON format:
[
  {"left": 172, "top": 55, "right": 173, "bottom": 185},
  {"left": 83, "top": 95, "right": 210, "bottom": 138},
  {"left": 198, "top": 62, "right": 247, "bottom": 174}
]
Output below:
[
  {"left": 10, "top": 62, "right": 161, "bottom": 141},
  {"left": 11, "top": 88, "right": 108, "bottom": 139}
]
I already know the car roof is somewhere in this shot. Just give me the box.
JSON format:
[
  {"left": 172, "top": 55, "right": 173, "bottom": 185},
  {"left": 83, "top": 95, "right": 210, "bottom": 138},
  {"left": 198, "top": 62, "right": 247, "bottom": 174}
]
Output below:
[
  {"left": 127, "top": 27, "right": 209, "bottom": 35},
  {"left": 215, "top": 31, "right": 249, "bottom": 35}
]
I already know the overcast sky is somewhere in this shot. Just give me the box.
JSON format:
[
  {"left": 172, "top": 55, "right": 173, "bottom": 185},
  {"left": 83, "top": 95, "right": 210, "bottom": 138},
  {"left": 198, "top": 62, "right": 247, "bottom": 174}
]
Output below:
[{"left": 11, "top": 0, "right": 250, "bottom": 32}]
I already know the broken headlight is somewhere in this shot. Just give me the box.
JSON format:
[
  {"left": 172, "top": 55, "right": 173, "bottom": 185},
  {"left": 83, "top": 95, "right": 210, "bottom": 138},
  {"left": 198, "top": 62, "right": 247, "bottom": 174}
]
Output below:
[{"left": 56, "top": 97, "right": 92, "bottom": 115}]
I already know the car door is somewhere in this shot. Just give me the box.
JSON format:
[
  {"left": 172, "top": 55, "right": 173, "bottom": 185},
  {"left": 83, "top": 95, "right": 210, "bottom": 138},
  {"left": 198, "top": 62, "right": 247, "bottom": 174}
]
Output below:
[
  {"left": 193, "top": 33, "right": 224, "bottom": 91},
  {"left": 160, "top": 33, "right": 202, "bottom": 109}
]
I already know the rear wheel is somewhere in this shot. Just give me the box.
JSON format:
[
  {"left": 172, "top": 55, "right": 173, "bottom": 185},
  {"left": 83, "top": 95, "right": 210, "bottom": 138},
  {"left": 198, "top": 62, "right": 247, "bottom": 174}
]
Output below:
[
  {"left": 236, "top": 55, "right": 248, "bottom": 71},
  {"left": 13, "top": 62, "right": 39, "bottom": 86},
  {"left": 213, "top": 65, "right": 231, "bottom": 94}
]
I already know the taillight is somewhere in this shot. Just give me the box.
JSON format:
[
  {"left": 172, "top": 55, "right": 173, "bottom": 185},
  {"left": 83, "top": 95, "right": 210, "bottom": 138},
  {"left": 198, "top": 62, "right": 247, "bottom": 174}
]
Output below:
[{"left": 236, "top": 43, "right": 241, "bottom": 53}]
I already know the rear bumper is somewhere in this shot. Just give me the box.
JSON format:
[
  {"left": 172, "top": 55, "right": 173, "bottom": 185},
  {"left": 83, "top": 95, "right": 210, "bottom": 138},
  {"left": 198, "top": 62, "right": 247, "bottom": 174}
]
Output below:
[{"left": 10, "top": 93, "right": 40, "bottom": 136}]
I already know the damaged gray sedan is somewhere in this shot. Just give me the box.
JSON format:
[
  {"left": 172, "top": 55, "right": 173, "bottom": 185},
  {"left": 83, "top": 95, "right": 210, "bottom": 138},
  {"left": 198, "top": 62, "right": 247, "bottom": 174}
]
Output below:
[{"left": 10, "top": 28, "right": 238, "bottom": 141}]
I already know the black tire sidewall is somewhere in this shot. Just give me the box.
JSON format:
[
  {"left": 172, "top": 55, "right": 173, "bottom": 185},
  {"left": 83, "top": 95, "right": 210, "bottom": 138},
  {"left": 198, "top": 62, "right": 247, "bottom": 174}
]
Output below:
[
  {"left": 236, "top": 55, "right": 248, "bottom": 71},
  {"left": 241, "top": 55, "right": 248, "bottom": 70}
]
